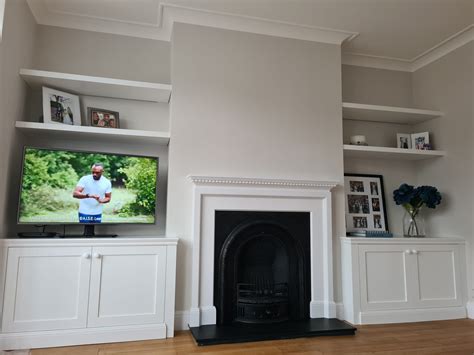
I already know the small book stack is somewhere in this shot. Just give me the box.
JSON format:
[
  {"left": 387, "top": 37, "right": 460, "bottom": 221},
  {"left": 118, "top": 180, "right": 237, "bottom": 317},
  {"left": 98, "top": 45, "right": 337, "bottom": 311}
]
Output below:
[{"left": 347, "top": 230, "right": 393, "bottom": 238}]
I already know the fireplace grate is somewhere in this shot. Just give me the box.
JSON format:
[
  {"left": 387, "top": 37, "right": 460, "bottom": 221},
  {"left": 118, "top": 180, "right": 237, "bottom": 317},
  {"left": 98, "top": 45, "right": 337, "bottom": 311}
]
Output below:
[{"left": 235, "top": 282, "right": 289, "bottom": 323}]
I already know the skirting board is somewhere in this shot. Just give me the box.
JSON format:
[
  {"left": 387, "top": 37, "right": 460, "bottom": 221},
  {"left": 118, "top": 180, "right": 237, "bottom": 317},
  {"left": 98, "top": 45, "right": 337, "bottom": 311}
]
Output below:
[
  {"left": 174, "top": 303, "right": 345, "bottom": 331},
  {"left": 359, "top": 306, "right": 467, "bottom": 324},
  {"left": 467, "top": 301, "right": 474, "bottom": 319},
  {"left": 0, "top": 323, "right": 166, "bottom": 351}
]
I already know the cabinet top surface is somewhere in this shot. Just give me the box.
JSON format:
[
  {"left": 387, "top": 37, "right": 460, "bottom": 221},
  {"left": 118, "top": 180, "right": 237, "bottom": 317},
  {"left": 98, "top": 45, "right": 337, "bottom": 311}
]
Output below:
[
  {"left": 340, "top": 236, "right": 465, "bottom": 244},
  {"left": 0, "top": 236, "right": 178, "bottom": 247}
]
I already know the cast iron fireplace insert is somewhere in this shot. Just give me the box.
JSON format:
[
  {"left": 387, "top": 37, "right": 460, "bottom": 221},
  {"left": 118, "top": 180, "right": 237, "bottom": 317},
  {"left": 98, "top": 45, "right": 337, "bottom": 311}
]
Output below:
[{"left": 214, "top": 211, "right": 311, "bottom": 325}]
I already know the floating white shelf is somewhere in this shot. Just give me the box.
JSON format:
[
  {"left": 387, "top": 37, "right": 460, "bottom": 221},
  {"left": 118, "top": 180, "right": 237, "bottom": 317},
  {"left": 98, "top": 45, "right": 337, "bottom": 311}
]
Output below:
[
  {"left": 19, "top": 69, "right": 172, "bottom": 103},
  {"left": 343, "top": 145, "right": 446, "bottom": 160},
  {"left": 15, "top": 121, "right": 170, "bottom": 146},
  {"left": 342, "top": 102, "right": 443, "bottom": 125}
]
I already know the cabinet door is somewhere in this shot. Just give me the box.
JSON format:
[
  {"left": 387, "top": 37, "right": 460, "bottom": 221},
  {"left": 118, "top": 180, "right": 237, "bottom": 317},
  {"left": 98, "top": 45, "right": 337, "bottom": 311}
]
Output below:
[
  {"left": 359, "top": 245, "right": 416, "bottom": 311},
  {"left": 411, "top": 244, "right": 462, "bottom": 308},
  {"left": 2, "top": 247, "right": 92, "bottom": 332},
  {"left": 87, "top": 246, "right": 166, "bottom": 327}
]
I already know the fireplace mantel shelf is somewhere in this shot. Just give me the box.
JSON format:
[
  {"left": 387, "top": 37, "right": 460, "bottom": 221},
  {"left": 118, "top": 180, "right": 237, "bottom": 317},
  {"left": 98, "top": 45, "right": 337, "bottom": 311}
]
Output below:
[{"left": 188, "top": 176, "right": 338, "bottom": 189}]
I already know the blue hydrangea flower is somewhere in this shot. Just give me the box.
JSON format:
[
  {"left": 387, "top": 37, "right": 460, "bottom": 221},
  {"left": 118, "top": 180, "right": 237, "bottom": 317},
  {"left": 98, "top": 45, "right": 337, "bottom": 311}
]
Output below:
[
  {"left": 393, "top": 184, "right": 442, "bottom": 210},
  {"left": 393, "top": 183, "right": 415, "bottom": 205},
  {"left": 416, "top": 185, "right": 442, "bottom": 209}
]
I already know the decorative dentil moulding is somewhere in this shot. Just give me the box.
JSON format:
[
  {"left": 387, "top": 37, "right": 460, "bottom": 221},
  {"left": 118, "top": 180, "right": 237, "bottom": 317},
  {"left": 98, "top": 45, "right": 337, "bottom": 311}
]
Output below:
[{"left": 188, "top": 176, "right": 339, "bottom": 189}]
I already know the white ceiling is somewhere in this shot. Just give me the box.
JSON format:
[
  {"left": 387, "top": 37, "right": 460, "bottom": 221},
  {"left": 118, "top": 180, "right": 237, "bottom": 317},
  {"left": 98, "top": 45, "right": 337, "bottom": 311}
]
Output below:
[{"left": 29, "top": 0, "right": 473, "bottom": 63}]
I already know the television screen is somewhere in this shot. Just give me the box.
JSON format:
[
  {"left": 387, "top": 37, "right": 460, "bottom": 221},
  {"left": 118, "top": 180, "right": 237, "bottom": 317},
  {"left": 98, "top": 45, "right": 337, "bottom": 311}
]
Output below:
[{"left": 18, "top": 147, "right": 158, "bottom": 224}]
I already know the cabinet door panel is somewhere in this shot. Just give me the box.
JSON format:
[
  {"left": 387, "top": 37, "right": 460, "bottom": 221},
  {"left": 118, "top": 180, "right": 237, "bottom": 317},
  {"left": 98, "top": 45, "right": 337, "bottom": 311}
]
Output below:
[
  {"left": 2, "top": 247, "right": 91, "bottom": 332},
  {"left": 413, "top": 245, "right": 462, "bottom": 307},
  {"left": 359, "top": 245, "right": 414, "bottom": 311},
  {"left": 88, "top": 246, "right": 166, "bottom": 327}
]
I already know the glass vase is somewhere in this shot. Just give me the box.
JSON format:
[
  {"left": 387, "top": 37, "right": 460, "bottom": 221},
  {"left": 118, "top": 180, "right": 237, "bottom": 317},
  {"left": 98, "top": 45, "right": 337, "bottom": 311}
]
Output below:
[{"left": 403, "top": 209, "right": 425, "bottom": 237}]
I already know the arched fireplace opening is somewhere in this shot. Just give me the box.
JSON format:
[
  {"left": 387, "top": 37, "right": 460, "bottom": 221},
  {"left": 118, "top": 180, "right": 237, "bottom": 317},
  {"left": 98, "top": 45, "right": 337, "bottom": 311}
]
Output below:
[{"left": 214, "top": 212, "right": 311, "bottom": 325}]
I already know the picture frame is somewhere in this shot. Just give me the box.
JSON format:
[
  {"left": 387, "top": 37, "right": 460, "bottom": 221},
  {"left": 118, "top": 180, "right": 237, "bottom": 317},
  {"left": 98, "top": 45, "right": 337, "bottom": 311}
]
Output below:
[
  {"left": 87, "top": 107, "right": 120, "bottom": 128},
  {"left": 397, "top": 133, "right": 412, "bottom": 149},
  {"left": 42, "top": 87, "right": 81, "bottom": 126},
  {"left": 411, "top": 132, "right": 429, "bottom": 150},
  {"left": 344, "top": 174, "right": 389, "bottom": 234}
]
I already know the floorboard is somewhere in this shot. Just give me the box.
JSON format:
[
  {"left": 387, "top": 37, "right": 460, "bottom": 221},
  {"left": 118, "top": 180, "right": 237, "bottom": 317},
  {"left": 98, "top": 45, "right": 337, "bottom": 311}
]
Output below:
[{"left": 31, "top": 319, "right": 474, "bottom": 355}]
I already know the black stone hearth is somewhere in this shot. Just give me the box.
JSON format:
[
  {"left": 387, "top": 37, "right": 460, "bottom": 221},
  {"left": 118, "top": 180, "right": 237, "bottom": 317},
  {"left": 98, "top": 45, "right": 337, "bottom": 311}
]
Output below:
[
  {"left": 190, "top": 211, "right": 356, "bottom": 345},
  {"left": 189, "top": 318, "right": 356, "bottom": 346}
]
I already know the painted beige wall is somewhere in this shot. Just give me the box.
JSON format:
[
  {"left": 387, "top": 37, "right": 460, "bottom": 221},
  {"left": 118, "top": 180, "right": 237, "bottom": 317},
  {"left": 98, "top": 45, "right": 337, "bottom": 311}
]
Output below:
[
  {"left": 411, "top": 42, "right": 474, "bottom": 294},
  {"left": 167, "top": 23, "right": 345, "bottom": 312},
  {"left": 0, "top": 0, "right": 37, "bottom": 237},
  {"left": 342, "top": 64, "right": 413, "bottom": 107},
  {"left": 412, "top": 42, "right": 473, "bottom": 238},
  {"left": 33, "top": 25, "right": 171, "bottom": 84}
]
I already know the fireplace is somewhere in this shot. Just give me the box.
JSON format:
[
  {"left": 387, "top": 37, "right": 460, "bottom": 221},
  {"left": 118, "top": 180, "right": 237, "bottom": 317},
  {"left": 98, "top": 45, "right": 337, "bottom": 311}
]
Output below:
[
  {"left": 214, "top": 211, "right": 311, "bottom": 325},
  {"left": 187, "top": 176, "right": 356, "bottom": 345}
]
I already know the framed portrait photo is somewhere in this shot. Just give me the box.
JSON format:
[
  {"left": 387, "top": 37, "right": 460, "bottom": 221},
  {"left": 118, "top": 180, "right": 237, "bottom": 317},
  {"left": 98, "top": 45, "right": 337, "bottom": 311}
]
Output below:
[
  {"left": 42, "top": 87, "right": 81, "bottom": 126},
  {"left": 344, "top": 174, "right": 389, "bottom": 234},
  {"left": 87, "top": 107, "right": 120, "bottom": 128},
  {"left": 397, "top": 133, "right": 412, "bottom": 149},
  {"left": 411, "top": 132, "right": 429, "bottom": 150}
]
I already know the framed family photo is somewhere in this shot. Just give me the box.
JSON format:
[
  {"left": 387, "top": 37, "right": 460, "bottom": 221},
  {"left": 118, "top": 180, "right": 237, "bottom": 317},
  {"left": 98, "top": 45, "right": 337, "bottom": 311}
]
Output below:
[
  {"left": 344, "top": 174, "right": 389, "bottom": 233},
  {"left": 87, "top": 107, "right": 120, "bottom": 128},
  {"left": 411, "top": 132, "right": 429, "bottom": 150},
  {"left": 397, "top": 133, "right": 412, "bottom": 149},
  {"left": 42, "top": 87, "right": 81, "bottom": 126}
]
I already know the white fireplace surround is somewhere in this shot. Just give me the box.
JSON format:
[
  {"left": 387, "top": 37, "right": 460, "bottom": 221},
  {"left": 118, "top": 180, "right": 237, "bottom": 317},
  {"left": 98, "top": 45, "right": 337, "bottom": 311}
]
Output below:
[{"left": 188, "top": 176, "right": 339, "bottom": 327}]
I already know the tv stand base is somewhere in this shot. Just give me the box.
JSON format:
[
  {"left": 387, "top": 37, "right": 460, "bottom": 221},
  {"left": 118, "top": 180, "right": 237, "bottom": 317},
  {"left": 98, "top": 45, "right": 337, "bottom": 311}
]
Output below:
[{"left": 59, "top": 234, "right": 118, "bottom": 238}]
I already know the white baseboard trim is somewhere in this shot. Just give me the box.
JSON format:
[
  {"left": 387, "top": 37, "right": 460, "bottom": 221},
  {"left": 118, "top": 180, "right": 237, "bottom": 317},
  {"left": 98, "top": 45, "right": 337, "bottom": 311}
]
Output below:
[
  {"left": 310, "top": 301, "right": 338, "bottom": 318},
  {"left": 200, "top": 306, "right": 217, "bottom": 325},
  {"left": 188, "top": 308, "right": 200, "bottom": 328},
  {"left": 177, "top": 303, "right": 470, "bottom": 330},
  {"left": 0, "top": 323, "right": 166, "bottom": 351},
  {"left": 175, "top": 310, "right": 190, "bottom": 331},
  {"left": 466, "top": 301, "right": 474, "bottom": 319},
  {"left": 359, "top": 306, "right": 466, "bottom": 325},
  {"left": 335, "top": 302, "right": 344, "bottom": 319}
]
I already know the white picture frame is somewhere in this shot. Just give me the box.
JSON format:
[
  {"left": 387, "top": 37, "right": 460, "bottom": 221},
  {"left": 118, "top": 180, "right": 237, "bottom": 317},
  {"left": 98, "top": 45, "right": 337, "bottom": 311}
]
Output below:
[
  {"left": 397, "top": 133, "right": 412, "bottom": 149},
  {"left": 411, "top": 132, "right": 430, "bottom": 150},
  {"left": 42, "top": 86, "right": 81, "bottom": 126}
]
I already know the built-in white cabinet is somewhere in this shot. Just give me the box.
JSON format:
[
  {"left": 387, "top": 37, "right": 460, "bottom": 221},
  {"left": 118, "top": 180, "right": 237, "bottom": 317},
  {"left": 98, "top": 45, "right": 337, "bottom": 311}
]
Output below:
[
  {"left": 0, "top": 237, "right": 178, "bottom": 350},
  {"left": 341, "top": 237, "right": 466, "bottom": 325}
]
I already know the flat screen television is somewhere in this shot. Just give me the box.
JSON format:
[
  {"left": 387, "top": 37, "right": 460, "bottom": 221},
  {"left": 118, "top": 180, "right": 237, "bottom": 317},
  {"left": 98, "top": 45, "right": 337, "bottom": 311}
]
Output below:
[{"left": 18, "top": 147, "right": 158, "bottom": 235}]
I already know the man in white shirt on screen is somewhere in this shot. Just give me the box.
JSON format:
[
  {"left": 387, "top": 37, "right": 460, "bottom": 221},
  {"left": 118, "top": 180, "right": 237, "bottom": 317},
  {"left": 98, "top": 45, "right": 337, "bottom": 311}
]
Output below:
[{"left": 73, "top": 163, "right": 112, "bottom": 223}]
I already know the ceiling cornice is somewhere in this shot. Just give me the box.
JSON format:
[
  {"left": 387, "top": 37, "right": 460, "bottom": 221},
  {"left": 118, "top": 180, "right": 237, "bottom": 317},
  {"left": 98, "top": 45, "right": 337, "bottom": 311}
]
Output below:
[
  {"left": 26, "top": 1, "right": 358, "bottom": 45},
  {"left": 26, "top": 1, "right": 473, "bottom": 72},
  {"left": 343, "top": 24, "right": 474, "bottom": 72},
  {"left": 0, "top": 0, "right": 5, "bottom": 41}
]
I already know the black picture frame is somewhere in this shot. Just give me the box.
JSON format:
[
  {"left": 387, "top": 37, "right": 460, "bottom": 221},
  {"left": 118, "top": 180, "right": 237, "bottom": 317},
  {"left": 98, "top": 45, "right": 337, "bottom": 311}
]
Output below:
[{"left": 344, "top": 173, "right": 389, "bottom": 234}]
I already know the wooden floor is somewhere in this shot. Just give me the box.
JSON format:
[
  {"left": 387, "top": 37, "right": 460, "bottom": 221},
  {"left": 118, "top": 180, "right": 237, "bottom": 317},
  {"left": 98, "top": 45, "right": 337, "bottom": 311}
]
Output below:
[{"left": 32, "top": 319, "right": 474, "bottom": 355}]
